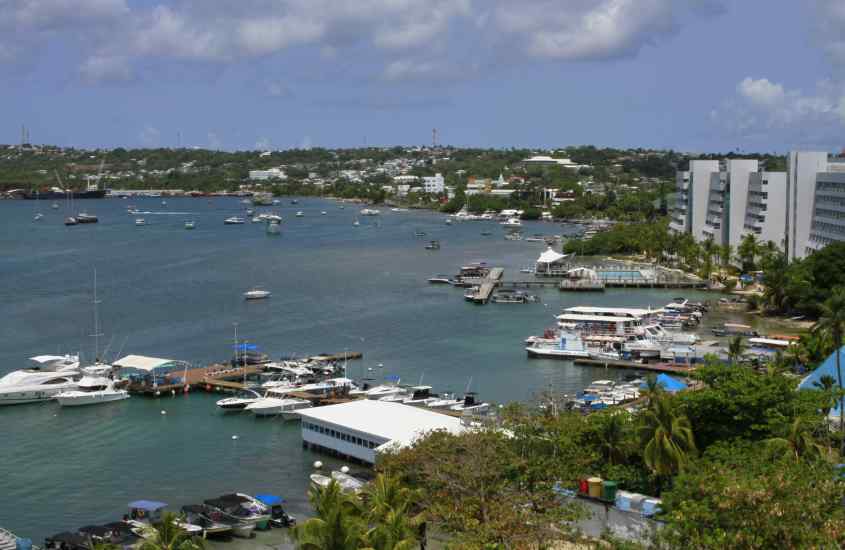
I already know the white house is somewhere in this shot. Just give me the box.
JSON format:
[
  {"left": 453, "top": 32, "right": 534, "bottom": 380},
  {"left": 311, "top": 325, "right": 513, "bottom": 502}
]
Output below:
[
  {"left": 422, "top": 173, "right": 445, "bottom": 194},
  {"left": 249, "top": 167, "right": 287, "bottom": 181}
]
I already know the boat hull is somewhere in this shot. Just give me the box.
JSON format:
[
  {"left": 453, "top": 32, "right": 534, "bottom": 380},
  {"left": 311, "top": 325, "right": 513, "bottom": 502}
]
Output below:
[
  {"left": 22, "top": 190, "right": 106, "bottom": 200},
  {"left": 56, "top": 391, "right": 129, "bottom": 407},
  {"left": 0, "top": 384, "right": 79, "bottom": 405},
  {"left": 525, "top": 347, "right": 591, "bottom": 359}
]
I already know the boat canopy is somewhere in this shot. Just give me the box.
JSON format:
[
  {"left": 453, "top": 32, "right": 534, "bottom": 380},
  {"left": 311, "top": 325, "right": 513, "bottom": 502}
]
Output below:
[
  {"left": 113, "top": 355, "right": 187, "bottom": 373},
  {"left": 536, "top": 247, "right": 567, "bottom": 266},
  {"left": 128, "top": 500, "right": 167, "bottom": 511},
  {"left": 30, "top": 354, "right": 77, "bottom": 364},
  {"left": 255, "top": 494, "right": 285, "bottom": 505}
]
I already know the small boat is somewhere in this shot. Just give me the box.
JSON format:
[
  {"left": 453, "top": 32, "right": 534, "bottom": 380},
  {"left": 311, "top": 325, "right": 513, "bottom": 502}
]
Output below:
[
  {"left": 135, "top": 218, "right": 145, "bottom": 226},
  {"left": 491, "top": 290, "right": 538, "bottom": 304},
  {"left": 224, "top": 216, "right": 245, "bottom": 225},
  {"left": 44, "top": 532, "right": 89, "bottom": 550},
  {"left": 246, "top": 209, "right": 255, "bottom": 216},
  {"left": 205, "top": 494, "right": 271, "bottom": 531},
  {"left": 353, "top": 218, "right": 360, "bottom": 227},
  {"left": 272, "top": 199, "right": 281, "bottom": 205},
  {"left": 501, "top": 217, "right": 522, "bottom": 228},
  {"left": 296, "top": 211, "right": 304, "bottom": 217},
  {"left": 360, "top": 208, "right": 380, "bottom": 216},
  {"left": 33, "top": 213, "right": 44, "bottom": 221},
  {"left": 427, "top": 275, "right": 452, "bottom": 284},
  {"left": 291, "top": 199, "right": 299, "bottom": 204},
  {"left": 216, "top": 389, "right": 263, "bottom": 411},
  {"left": 425, "top": 240, "right": 440, "bottom": 250},
  {"left": 184, "top": 221, "right": 195, "bottom": 230},
  {"left": 445, "top": 218, "right": 453, "bottom": 225},
  {"left": 244, "top": 288, "right": 271, "bottom": 300},
  {"left": 331, "top": 471, "right": 366, "bottom": 493},
  {"left": 414, "top": 231, "right": 426, "bottom": 237},
  {"left": 252, "top": 216, "right": 261, "bottom": 223},
  {"left": 161, "top": 200, "right": 167, "bottom": 206},
  {"left": 449, "top": 393, "right": 489, "bottom": 414},
  {"left": 245, "top": 396, "right": 312, "bottom": 418},
  {"left": 481, "top": 231, "right": 492, "bottom": 236},
  {"left": 321, "top": 211, "right": 327, "bottom": 215},
  {"left": 426, "top": 393, "right": 463, "bottom": 409},
  {"left": 76, "top": 213, "right": 98, "bottom": 223},
  {"left": 56, "top": 379, "right": 129, "bottom": 407},
  {"left": 266, "top": 221, "right": 281, "bottom": 234},
  {"left": 253, "top": 495, "right": 296, "bottom": 528},
  {"left": 127, "top": 500, "right": 204, "bottom": 538},
  {"left": 51, "top": 202, "right": 59, "bottom": 209},
  {"left": 180, "top": 505, "right": 234, "bottom": 537},
  {"left": 64, "top": 217, "right": 78, "bottom": 226}
]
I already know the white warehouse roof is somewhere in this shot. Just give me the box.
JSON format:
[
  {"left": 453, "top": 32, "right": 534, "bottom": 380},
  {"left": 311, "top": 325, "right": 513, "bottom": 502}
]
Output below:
[{"left": 298, "top": 399, "right": 466, "bottom": 449}]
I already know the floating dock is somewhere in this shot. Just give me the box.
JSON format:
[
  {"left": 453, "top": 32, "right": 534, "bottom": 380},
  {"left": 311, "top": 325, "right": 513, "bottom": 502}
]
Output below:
[
  {"left": 573, "top": 358, "right": 694, "bottom": 375},
  {"left": 466, "top": 267, "right": 504, "bottom": 304}
]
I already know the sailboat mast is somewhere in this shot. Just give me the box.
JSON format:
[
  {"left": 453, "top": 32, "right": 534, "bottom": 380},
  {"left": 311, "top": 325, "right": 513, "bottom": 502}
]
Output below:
[{"left": 92, "top": 269, "right": 103, "bottom": 363}]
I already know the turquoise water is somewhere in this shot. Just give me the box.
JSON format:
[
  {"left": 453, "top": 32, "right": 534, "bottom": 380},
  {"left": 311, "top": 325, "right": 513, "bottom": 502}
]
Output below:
[
  {"left": 598, "top": 270, "right": 644, "bottom": 279},
  {"left": 0, "top": 197, "right": 709, "bottom": 540}
]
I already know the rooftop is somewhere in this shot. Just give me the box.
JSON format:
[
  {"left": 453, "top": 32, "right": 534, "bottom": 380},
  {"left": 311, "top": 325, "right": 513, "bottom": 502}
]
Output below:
[
  {"left": 298, "top": 400, "right": 466, "bottom": 448},
  {"left": 113, "top": 354, "right": 184, "bottom": 372}
]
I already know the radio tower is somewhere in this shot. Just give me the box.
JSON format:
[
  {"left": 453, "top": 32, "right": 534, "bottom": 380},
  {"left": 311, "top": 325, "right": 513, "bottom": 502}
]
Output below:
[{"left": 432, "top": 128, "right": 438, "bottom": 149}]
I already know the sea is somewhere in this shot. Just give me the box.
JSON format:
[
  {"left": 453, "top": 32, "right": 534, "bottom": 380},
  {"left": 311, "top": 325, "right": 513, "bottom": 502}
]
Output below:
[{"left": 0, "top": 196, "right": 718, "bottom": 542}]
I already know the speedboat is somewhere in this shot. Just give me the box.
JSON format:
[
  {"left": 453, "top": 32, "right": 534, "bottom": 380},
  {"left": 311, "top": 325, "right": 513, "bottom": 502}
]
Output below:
[
  {"left": 402, "top": 385, "right": 435, "bottom": 405},
  {"left": 180, "top": 505, "right": 234, "bottom": 537},
  {"left": 184, "top": 221, "right": 195, "bottom": 230},
  {"left": 216, "top": 389, "right": 263, "bottom": 411},
  {"left": 127, "top": 500, "right": 204, "bottom": 538},
  {"left": 43, "top": 532, "right": 89, "bottom": 550},
  {"left": 246, "top": 209, "right": 255, "bottom": 216},
  {"left": 135, "top": 218, "right": 145, "bottom": 226},
  {"left": 244, "top": 288, "right": 271, "bottom": 300},
  {"left": 321, "top": 211, "right": 327, "bottom": 215},
  {"left": 426, "top": 393, "right": 463, "bottom": 409},
  {"left": 295, "top": 211, "right": 304, "bottom": 217},
  {"left": 501, "top": 217, "right": 522, "bottom": 228},
  {"left": 353, "top": 218, "right": 360, "bottom": 227},
  {"left": 449, "top": 393, "right": 490, "bottom": 414},
  {"left": 204, "top": 494, "right": 271, "bottom": 531},
  {"left": 34, "top": 213, "right": 44, "bottom": 221},
  {"left": 253, "top": 495, "right": 296, "bottom": 528},
  {"left": 76, "top": 213, "right": 98, "bottom": 224},
  {"left": 224, "top": 216, "right": 245, "bottom": 225},
  {"left": 51, "top": 202, "right": 59, "bottom": 209},
  {"left": 65, "top": 216, "right": 78, "bottom": 226},
  {"left": 245, "top": 396, "right": 312, "bottom": 419},
  {"left": 78, "top": 522, "right": 140, "bottom": 547},
  {"left": 310, "top": 473, "right": 332, "bottom": 490},
  {"left": 424, "top": 240, "right": 440, "bottom": 250},
  {"left": 445, "top": 218, "right": 453, "bottom": 225},
  {"left": 56, "top": 378, "right": 129, "bottom": 407},
  {"left": 359, "top": 208, "right": 380, "bottom": 216}
]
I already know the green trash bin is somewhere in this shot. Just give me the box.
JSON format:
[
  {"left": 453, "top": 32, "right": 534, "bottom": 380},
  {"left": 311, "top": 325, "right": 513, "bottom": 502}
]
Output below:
[{"left": 602, "top": 480, "right": 618, "bottom": 502}]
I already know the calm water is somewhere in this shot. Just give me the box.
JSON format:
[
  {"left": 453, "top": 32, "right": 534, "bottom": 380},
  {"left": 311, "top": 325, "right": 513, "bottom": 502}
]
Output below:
[{"left": 0, "top": 197, "right": 710, "bottom": 540}]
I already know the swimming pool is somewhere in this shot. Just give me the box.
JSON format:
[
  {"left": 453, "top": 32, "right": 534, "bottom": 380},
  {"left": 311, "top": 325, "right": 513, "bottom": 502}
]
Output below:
[{"left": 597, "top": 270, "right": 645, "bottom": 280}]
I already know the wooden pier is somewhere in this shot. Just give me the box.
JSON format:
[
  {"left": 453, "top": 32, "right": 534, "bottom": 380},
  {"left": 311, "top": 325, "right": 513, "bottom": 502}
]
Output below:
[
  {"left": 467, "top": 267, "right": 504, "bottom": 304},
  {"left": 573, "top": 358, "right": 695, "bottom": 376}
]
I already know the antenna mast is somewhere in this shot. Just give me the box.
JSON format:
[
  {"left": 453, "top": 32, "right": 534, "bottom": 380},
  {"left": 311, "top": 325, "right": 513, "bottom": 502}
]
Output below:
[{"left": 91, "top": 269, "right": 104, "bottom": 363}]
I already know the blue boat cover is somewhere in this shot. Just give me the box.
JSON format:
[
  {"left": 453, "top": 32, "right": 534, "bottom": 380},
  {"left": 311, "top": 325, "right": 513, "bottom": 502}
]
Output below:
[
  {"left": 233, "top": 343, "right": 258, "bottom": 351},
  {"left": 128, "top": 500, "right": 167, "bottom": 511},
  {"left": 799, "top": 345, "right": 845, "bottom": 414},
  {"left": 641, "top": 373, "right": 687, "bottom": 393},
  {"left": 255, "top": 494, "right": 284, "bottom": 505},
  {"left": 384, "top": 374, "right": 400, "bottom": 382}
]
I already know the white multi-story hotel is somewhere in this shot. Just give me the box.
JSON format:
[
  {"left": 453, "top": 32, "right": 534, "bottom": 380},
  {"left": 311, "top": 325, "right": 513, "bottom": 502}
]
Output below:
[{"left": 671, "top": 151, "right": 845, "bottom": 262}]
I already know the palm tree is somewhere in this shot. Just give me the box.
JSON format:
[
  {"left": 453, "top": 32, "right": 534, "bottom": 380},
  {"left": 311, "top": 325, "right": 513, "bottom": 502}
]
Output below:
[
  {"left": 813, "top": 374, "right": 838, "bottom": 416},
  {"left": 737, "top": 233, "right": 760, "bottom": 272},
  {"left": 137, "top": 512, "right": 204, "bottom": 550},
  {"left": 638, "top": 395, "right": 697, "bottom": 479},
  {"left": 765, "top": 417, "right": 824, "bottom": 461},
  {"left": 813, "top": 288, "right": 845, "bottom": 449},
  {"left": 294, "top": 481, "right": 366, "bottom": 550},
  {"left": 700, "top": 238, "right": 716, "bottom": 281},
  {"left": 362, "top": 474, "right": 420, "bottom": 550},
  {"left": 727, "top": 336, "right": 746, "bottom": 365},
  {"left": 595, "top": 412, "right": 630, "bottom": 465},
  {"left": 719, "top": 243, "right": 733, "bottom": 270}
]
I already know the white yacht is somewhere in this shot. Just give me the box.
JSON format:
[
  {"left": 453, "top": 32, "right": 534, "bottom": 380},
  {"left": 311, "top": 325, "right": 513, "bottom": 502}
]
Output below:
[
  {"left": 271, "top": 377, "right": 356, "bottom": 397},
  {"left": 359, "top": 208, "right": 380, "bottom": 216},
  {"left": 56, "top": 376, "right": 129, "bottom": 407},
  {"left": 216, "top": 389, "right": 263, "bottom": 411},
  {"left": 501, "top": 217, "right": 522, "bottom": 228},
  {"left": 245, "top": 395, "right": 312, "bottom": 419},
  {"left": 224, "top": 217, "right": 245, "bottom": 225},
  {"left": 244, "top": 288, "right": 271, "bottom": 300},
  {"left": 0, "top": 355, "right": 81, "bottom": 405},
  {"left": 426, "top": 393, "right": 463, "bottom": 409}
]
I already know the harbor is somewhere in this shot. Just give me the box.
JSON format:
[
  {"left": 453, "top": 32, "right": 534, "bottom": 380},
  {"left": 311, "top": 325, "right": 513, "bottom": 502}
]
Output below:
[{"left": 0, "top": 196, "right": 802, "bottom": 542}]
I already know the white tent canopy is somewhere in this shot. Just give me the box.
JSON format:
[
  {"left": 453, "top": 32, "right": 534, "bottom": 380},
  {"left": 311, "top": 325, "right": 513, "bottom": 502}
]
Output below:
[
  {"left": 536, "top": 247, "right": 567, "bottom": 265},
  {"left": 113, "top": 355, "right": 181, "bottom": 372}
]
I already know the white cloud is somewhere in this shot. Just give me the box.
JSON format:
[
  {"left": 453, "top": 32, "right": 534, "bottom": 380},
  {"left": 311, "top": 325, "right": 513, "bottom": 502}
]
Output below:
[
  {"left": 79, "top": 55, "right": 131, "bottom": 83},
  {"left": 737, "top": 78, "right": 785, "bottom": 108},
  {"left": 812, "top": 0, "right": 845, "bottom": 66},
  {"left": 139, "top": 125, "right": 160, "bottom": 147},
  {"left": 383, "top": 59, "right": 441, "bottom": 81}
]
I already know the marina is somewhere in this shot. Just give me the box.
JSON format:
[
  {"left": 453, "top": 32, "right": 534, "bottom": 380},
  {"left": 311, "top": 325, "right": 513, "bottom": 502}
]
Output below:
[{"left": 0, "top": 196, "right": 780, "bottom": 541}]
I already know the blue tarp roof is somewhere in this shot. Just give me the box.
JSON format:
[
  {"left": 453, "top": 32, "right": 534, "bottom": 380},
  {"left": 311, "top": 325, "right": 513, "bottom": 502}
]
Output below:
[
  {"left": 799, "top": 345, "right": 845, "bottom": 414},
  {"left": 128, "top": 500, "right": 167, "bottom": 511},
  {"left": 642, "top": 373, "right": 687, "bottom": 393},
  {"left": 255, "top": 494, "right": 285, "bottom": 505}
]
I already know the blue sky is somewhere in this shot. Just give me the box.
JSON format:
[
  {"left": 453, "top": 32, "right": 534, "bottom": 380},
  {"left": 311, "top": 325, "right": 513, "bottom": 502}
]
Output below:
[{"left": 3, "top": 0, "right": 845, "bottom": 152}]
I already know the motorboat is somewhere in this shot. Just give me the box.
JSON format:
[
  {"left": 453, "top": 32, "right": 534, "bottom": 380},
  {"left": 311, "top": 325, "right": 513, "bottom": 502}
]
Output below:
[
  {"left": 216, "top": 389, "right": 263, "bottom": 411},
  {"left": 321, "top": 211, "right": 327, "bottom": 215},
  {"left": 56, "top": 377, "right": 129, "bottom": 407},
  {"left": 427, "top": 275, "right": 453, "bottom": 284},
  {"left": 127, "top": 500, "right": 204, "bottom": 538},
  {"left": 501, "top": 217, "right": 522, "bottom": 228},
  {"left": 65, "top": 216, "right": 78, "bottom": 226},
  {"left": 449, "top": 393, "right": 489, "bottom": 414},
  {"left": 349, "top": 379, "right": 404, "bottom": 400},
  {"left": 278, "top": 377, "right": 357, "bottom": 397},
  {"left": 245, "top": 396, "right": 312, "bottom": 419},
  {"left": 414, "top": 231, "right": 426, "bottom": 237},
  {"left": 43, "top": 532, "right": 89, "bottom": 550},
  {"left": 310, "top": 473, "right": 332, "bottom": 490},
  {"left": 244, "top": 288, "right": 271, "bottom": 300},
  {"left": 135, "top": 218, "right": 145, "bottom": 226},
  {"left": 402, "top": 385, "right": 435, "bottom": 405},
  {"left": 76, "top": 213, "right": 98, "bottom": 224},
  {"left": 353, "top": 218, "right": 360, "bottom": 227},
  {"left": 253, "top": 495, "right": 296, "bottom": 528},
  {"left": 426, "top": 393, "right": 463, "bottom": 409},
  {"left": 525, "top": 331, "right": 592, "bottom": 359},
  {"left": 224, "top": 217, "right": 246, "bottom": 225},
  {"left": 180, "top": 505, "right": 234, "bottom": 537},
  {"left": 78, "top": 522, "right": 140, "bottom": 547},
  {"left": 246, "top": 209, "right": 255, "bottom": 216},
  {"left": 272, "top": 199, "right": 281, "bottom": 205},
  {"left": 51, "top": 202, "right": 59, "bottom": 209},
  {"left": 291, "top": 199, "right": 299, "bottom": 204},
  {"left": 424, "top": 240, "right": 440, "bottom": 250},
  {"left": 359, "top": 208, "right": 380, "bottom": 216},
  {"left": 184, "top": 221, "right": 195, "bottom": 229},
  {"left": 295, "top": 211, "right": 304, "bottom": 217},
  {"left": 491, "top": 290, "right": 537, "bottom": 304},
  {"left": 0, "top": 358, "right": 81, "bottom": 406},
  {"left": 267, "top": 221, "right": 281, "bottom": 234},
  {"left": 204, "top": 494, "right": 271, "bottom": 531},
  {"left": 34, "top": 213, "right": 44, "bottom": 221},
  {"left": 445, "top": 218, "right": 453, "bottom": 225},
  {"left": 331, "top": 471, "right": 366, "bottom": 493}
]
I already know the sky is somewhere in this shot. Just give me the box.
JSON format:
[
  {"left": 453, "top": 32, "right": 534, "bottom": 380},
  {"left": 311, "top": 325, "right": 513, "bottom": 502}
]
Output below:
[{"left": 2, "top": 0, "right": 845, "bottom": 153}]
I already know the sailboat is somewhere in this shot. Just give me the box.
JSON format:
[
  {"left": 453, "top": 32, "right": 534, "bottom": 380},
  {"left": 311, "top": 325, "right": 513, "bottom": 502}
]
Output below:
[
  {"left": 56, "top": 269, "right": 129, "bottom": 406},
  {"left": 353, "top": 218, "right": 360, "bottom": 227},
  {"left": 60, "top": 172, "right": 78, "bottom": 225},
  {"left": 33, "top": 190, "right": 43, "bottom": 221}
]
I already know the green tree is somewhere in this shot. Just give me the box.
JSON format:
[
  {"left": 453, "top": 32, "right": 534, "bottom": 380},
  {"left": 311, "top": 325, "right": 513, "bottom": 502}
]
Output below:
[
  {"left": 590, "top": 411, "right": 632, "bottom": 465},
  {"left": 361, "top": 474, "right": 420, "bottom": 550},
  {"left": 637, "top": 395, "right": 697, "bottom": 481},
  {"left": 719, "top": 243, "right": 733, "bottom": 268},
  {"left": 294, "top": 481, "right": 366, "bottom": 550},
  {"left": 727, "top": 336, "right": 746, "bottom": 364},
  {"left": 737, "top": 233, "right": 761, "bottom": 272},
  {"left": 765, "top": 417, "right": 824, "bottom": 461},
  {"left": 813, "top": 287, "right": 845, "bottom": 449},
  {"left": 814, "top": 374, "right": 839, "bottom": 416}
]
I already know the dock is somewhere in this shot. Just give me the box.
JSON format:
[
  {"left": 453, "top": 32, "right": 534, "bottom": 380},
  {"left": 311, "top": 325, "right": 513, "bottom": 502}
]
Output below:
[
  {"left": 573, "top": 358, "right": 695, "bottom": 376},
  {"left": 559, "top": 279, "right": 606, "bottom": 291},
  {"left": 466, "top": 267, "right": 504, "bottom": 304}
]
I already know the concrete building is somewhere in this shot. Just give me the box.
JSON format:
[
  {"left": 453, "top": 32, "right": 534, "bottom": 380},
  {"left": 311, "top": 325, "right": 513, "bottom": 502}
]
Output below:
[
  {"left": 743, "top": 171, "right": 788, "bottom": 248},
  {"left": 298, "top": 400, "right": 467, "bottom": 464},
  {"left": 806, "top": 161, "right": 845, "bottom": 256},
  {"left": 248, "top": 167, "right": 287, "bottom": 181},
  {"left": 701, "top": 159, "right": 759, "bottom": 247},
  {"left": 669, "top": 160, "right": 719, "bottom": 238},
  {"left": 786, "top": 151, "right": 830, "bottom": 261},
  {"left": 421, "top": 173, "right": 445, "bottom": 194}
]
